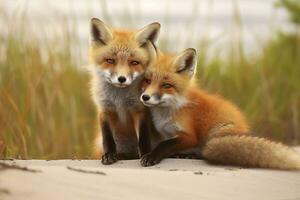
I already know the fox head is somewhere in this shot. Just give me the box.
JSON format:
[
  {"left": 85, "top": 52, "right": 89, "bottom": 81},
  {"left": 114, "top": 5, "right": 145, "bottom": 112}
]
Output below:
[
  {"left": 89, "top": 18, "right": 161, "bottom": 88},
  {"left": 140, "top": 47, "right": 197, "bottom": 108}
]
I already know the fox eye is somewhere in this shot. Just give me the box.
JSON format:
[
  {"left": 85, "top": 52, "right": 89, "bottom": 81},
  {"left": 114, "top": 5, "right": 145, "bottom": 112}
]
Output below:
[
  {"left": 106, "top": 59, "right": 115, "bottom": 64},
  {"left": 162, "top": 83, "right": 173, "bottom": 89},
  {"left": 145, "top": 78, "right": 151, "bottom": 84},
  {"left": 130, "top": 61, "right": 140, "bottom": 66}
]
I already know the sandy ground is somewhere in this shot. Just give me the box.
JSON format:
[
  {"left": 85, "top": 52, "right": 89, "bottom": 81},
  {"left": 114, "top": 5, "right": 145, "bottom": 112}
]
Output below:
[{"left": 1, "top": 149, "right": 300, "bottom": 200}]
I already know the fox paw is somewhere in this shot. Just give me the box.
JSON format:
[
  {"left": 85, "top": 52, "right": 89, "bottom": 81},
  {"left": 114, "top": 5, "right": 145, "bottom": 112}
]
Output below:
[
  {"left": 140, "top": 153, "right": 160, "bottom": 167},
  {"left": 101, "top": 153, "right": 118, "bottom": 165}
]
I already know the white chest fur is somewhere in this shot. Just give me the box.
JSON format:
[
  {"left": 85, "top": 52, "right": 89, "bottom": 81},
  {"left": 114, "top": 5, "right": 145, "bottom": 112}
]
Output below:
[
  {"left": 90, "top": 71, "right": 144, "bottom": 123},
  {"left": 151, "top": 107, "right": 183, "bottom": 139}
]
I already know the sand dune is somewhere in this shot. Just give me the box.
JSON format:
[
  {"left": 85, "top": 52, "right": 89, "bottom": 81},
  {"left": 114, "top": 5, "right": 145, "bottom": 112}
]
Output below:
[{"left": 1, "top": 148, "right": 300, "bottom": 200}]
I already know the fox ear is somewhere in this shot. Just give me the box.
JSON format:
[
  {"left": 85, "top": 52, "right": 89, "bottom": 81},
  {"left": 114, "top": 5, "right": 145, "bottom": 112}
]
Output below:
[
  {"left": 173, "top": 48, "right": 197, "bottom": 76},
  {"left": 90, "top": 18, "right": 113, "bottom": 45},
  {"left": 135, "top": 22, "right": 161, "bottom": 47},
  {"left": 145, "top": 41, "right": 158, "bottom": 64}
]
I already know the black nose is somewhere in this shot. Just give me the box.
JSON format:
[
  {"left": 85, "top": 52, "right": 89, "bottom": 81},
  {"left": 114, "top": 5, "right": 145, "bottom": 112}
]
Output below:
[
  {"left": 118, "top": 76, "right": 126, "bottom": 83},
  {"left": 142, "top": 94, "right": 150, "bottom": 101}
]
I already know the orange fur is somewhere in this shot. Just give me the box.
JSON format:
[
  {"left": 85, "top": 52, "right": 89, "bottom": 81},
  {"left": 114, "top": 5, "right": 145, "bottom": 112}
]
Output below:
[
  {"left": 141, "top": 50, "right": 300, "bottom": 170},
  {"left": 144, "top": 51, "right": 249, "bottom": 141}
]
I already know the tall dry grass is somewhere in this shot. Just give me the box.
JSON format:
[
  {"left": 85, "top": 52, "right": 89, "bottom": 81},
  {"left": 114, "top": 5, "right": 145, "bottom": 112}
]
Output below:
[
  {"left": 197, "top": 32, "right": 300, "bottom": 144},
  {"left": 0, "top": 10, "right": 96, "bottom": 159}
]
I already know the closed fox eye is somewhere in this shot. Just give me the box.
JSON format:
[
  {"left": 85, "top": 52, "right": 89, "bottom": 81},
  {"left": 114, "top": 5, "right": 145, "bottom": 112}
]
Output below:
[
  {"left": 162, "top": 83, "right": 173, "bottom": 88},
  {"left": 145, "top": 78, "right": 151, "bottom": 84},
  {"left": 130, "top": 60, "right": 140, "bottom": 66},
  {"left": 106, "top": 58, "right": 115, "bottom": 64}
]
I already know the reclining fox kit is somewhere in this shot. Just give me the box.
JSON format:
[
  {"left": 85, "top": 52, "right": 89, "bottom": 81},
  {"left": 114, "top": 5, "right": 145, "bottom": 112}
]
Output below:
[
  {"left": 89, "top": 18, "right": 300, "bottom": 169},
  {"left": 139, "top": 46, "right": 300, "bottom": 170}
]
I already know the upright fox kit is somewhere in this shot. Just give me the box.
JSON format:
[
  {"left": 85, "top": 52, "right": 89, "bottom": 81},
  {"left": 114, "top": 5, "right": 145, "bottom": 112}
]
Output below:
[
  {"left": 89, "top": 18, "right": 160, "bottom": 164},
  {"left": 140, "top": 46, "right": 300, "bottom": 170}
]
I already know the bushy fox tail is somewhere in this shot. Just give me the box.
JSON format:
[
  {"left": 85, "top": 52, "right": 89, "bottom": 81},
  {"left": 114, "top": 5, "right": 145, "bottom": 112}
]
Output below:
[{"left": 202, "top": 135, "right": 300, "bottom": 170}]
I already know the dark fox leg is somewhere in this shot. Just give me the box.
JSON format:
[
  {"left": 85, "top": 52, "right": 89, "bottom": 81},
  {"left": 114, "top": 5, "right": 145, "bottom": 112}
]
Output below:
[
  {"left": 138, "top": 113, "right": 152, "bottom": 157},
  {"left": 101, "top": 120, "right": 118, "bottom": 165},
  {"left": 141, "top": 133, "right": 197, "bottom": 166}
]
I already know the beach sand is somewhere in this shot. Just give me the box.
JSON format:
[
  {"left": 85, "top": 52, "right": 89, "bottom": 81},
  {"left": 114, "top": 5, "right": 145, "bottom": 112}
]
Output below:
[{"left": 1, "top": 148, "right": 300, "bottom": 200}]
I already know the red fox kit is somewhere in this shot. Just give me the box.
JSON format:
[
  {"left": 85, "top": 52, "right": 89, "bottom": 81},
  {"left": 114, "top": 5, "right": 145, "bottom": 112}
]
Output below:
[
  {"left": 89, "top": 18, "right": 160, "bottom": 164},
  {"left": 140, "top": 46, "right": 300, "bottom": 170}
]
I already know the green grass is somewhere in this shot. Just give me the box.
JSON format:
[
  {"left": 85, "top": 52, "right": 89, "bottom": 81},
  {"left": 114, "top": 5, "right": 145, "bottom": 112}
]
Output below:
[{"left": 0, "top": 3, "right": 299, "bottom": 159}]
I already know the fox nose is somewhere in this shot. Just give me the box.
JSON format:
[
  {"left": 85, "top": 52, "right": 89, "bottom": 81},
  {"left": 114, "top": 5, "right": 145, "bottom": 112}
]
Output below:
[
  {"left": 118, "top": 76, "right": 126, "bottom": 83},
  {"left": 142, "top": 94, "right": 150, "bottom": 101}
]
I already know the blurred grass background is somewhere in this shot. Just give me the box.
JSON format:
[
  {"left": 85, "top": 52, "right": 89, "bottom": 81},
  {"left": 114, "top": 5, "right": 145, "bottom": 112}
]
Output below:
[{"left": 0, "top": 0, "right": 299, "bottom": 159}]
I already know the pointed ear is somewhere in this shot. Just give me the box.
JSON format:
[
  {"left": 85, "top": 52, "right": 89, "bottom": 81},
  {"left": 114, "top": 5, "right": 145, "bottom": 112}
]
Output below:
[
  {"left": 135, "top": 22, "right": 161, "bottom": 47},
  {"left": 90, "top": 18, "right": 113, "bottom": 45},
  {"left": 145, "top": 41, "right": 158, "bottom": 65},
  {"left": 173, "top": 48, "right": 197, "bottom": 76}
]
